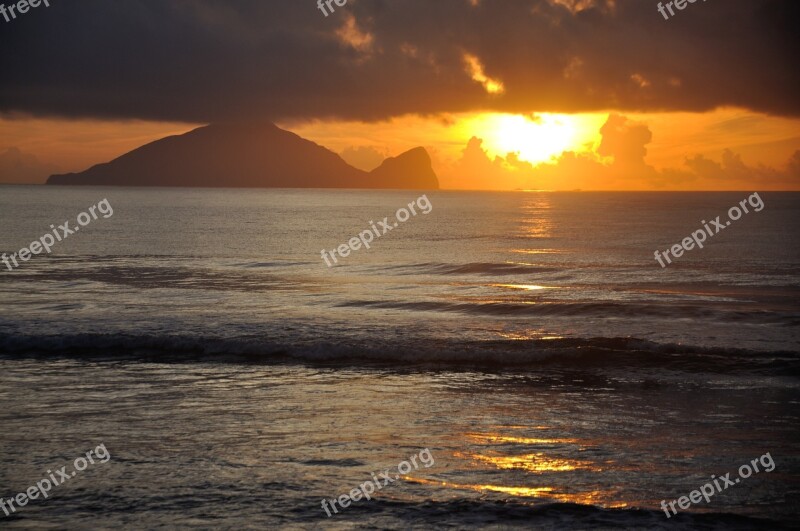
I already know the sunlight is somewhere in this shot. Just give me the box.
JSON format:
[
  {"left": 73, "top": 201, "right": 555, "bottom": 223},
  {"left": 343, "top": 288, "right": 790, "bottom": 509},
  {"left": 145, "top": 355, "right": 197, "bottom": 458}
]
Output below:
[
  {"left": 458, "top": 113, "right": 604, "bottom": 166},
  {"left": 492, "top": 114, "right": 576, "bottom": 164}
]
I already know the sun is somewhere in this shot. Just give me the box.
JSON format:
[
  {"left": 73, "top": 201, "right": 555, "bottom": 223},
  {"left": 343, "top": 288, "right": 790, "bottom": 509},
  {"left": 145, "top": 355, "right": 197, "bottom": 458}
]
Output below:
[
  {"left": 462, "top": 113, "right": 601, "bottom": 165},
  {"left": 492, "top": 115, "right": 577, "bottom": 163}
]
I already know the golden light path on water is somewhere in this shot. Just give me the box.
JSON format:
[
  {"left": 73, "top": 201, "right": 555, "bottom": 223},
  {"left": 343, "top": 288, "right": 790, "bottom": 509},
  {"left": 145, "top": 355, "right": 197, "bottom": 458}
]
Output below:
[
  {"left": 491, "top": 284, "right": 562, "bottom": 291},
  {"left": 397, "top": 427, "right": 629, "bottom": 509},
  {"left": 510, "top": 249, "right": 572, "bottom": 254},
  {"left": 455, "top": 451, "right": 594, "bottom": 473},
  {"left": 465, "top": 434, "right": 580, "bottom": 445},
  {"left": 405, "top": 477, "right": 628, "bottom": 508}
]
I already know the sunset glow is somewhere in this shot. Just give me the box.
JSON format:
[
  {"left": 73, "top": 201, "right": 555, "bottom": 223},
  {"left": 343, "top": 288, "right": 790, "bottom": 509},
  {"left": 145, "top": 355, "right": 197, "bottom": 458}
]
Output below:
[
  {"left": 2, "top": 2, "right": 798, "bottom": 528},
  {"left": 463, "top": 113, "right": 600, "bottom": 164}
]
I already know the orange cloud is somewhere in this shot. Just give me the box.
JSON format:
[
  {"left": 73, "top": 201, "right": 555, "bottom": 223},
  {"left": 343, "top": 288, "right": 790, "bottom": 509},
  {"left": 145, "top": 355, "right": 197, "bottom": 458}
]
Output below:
[
  {"left": 463, "top": 54, "right": 505, "bottom": 95},
  {"left": 442, "top": 114, "right": 800, "bottom": 190}
]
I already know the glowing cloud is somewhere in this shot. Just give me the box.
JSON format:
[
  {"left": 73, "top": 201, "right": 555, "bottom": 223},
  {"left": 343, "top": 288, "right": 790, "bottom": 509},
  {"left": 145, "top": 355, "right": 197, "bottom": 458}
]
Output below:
[{"left": 464, "top": 54, "right": 505, "bottom": 95}]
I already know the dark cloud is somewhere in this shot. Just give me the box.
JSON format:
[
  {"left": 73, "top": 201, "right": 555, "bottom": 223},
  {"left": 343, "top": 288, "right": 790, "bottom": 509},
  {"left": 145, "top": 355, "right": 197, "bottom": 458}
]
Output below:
[{"left": 0, "top": 0, "right": 798, "bottom": 123}]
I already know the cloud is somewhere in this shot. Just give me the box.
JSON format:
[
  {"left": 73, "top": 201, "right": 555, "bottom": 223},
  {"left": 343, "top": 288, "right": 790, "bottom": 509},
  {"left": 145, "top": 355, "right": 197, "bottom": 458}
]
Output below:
[
  {"left": 598, "top": 114, "right": 652, "bottom": 166},
  {"left": 443, "top": 115, "right": 800, "bottom": 190},
  {"left": 444, "top": 137, "right": 536, "bottom": 190},
  {"left": 463, "top": 53, "right": 505, "bottom": 95},
  {"left": 679, "top": 149, "right": 799, "bottom": 189},
  {"left": 0, "top": 0, "right": 797, "bottom": 123},
  {"left": 340, "top": 145, "right": 388, "bottom": 172},
  {"left": 0, "top": 147, "right": 60, "bottom": 184},
  {"left": 336, "top": 13, "right": 375, "bottom": 57}
]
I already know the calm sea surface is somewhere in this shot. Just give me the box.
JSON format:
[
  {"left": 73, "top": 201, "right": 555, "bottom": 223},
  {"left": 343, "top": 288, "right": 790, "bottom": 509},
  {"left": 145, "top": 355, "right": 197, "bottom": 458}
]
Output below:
[{"left": 1, "top": 186, "right": 798, "bottom": 529}]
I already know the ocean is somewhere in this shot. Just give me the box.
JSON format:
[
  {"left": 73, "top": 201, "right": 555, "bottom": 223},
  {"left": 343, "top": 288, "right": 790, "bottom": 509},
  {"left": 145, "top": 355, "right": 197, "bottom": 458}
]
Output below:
[{"left": 1, "top": 186, "right": 798, "bottom": 529}]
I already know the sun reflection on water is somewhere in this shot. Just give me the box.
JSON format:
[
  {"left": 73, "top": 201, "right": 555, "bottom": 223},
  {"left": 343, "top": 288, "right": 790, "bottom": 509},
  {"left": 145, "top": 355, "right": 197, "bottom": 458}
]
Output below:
[
  {"left": 455, "top": 451, "right": 599, "bottom": 473},
  {"left": 406, "top": 477, "right": 627, "bottom": 508},
  {"left": 491, "top": 284, "right": 562, "bottom": 291},
  {"left": 495, "top": 331, "right": 564, "bottom": 341},
  {"left": 466, "top": 433, "right": 579, "bottom": 445},
  {"left": 414, "top": 431, "right": 628, "bottom": 508}
]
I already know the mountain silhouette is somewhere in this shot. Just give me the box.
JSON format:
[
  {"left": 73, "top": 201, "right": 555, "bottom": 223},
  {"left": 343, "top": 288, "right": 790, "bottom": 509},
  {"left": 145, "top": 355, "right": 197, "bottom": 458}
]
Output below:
[{"left": 47, "top": 122, "right": 438, "bottom": 189}]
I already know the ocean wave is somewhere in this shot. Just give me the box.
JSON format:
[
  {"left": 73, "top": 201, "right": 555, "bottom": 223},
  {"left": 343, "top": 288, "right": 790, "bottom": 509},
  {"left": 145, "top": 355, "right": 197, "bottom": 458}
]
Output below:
[
  {"left": 336, "top": 299, "right": 800, "bottom": 325},
  {"left": 349, "top": 499, "right": 791, "bottom": 530},
  {"left": 380, "top": 262, "right": 563, "bottom": 276},
  {"left": 0, "top": 331, "right": 797, "bottom": 375}
]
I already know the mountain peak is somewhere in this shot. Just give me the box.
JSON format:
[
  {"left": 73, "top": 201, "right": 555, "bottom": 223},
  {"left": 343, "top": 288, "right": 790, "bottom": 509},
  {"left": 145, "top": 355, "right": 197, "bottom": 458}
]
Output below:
[{"left": 369, "top": 147, "right": 437, "bottom": 189}]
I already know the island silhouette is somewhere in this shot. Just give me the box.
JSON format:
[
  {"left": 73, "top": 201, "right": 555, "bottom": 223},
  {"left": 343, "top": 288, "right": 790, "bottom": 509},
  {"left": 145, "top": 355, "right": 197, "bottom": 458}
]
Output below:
[{"left": 47, "top": 122, "right": 439, "bottom": 189}]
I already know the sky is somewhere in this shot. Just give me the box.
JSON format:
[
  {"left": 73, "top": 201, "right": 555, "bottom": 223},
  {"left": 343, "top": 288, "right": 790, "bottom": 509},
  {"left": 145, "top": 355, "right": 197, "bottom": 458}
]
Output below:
[{"left": 0, "top": 0, "right": 798, "bottom": 190}]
